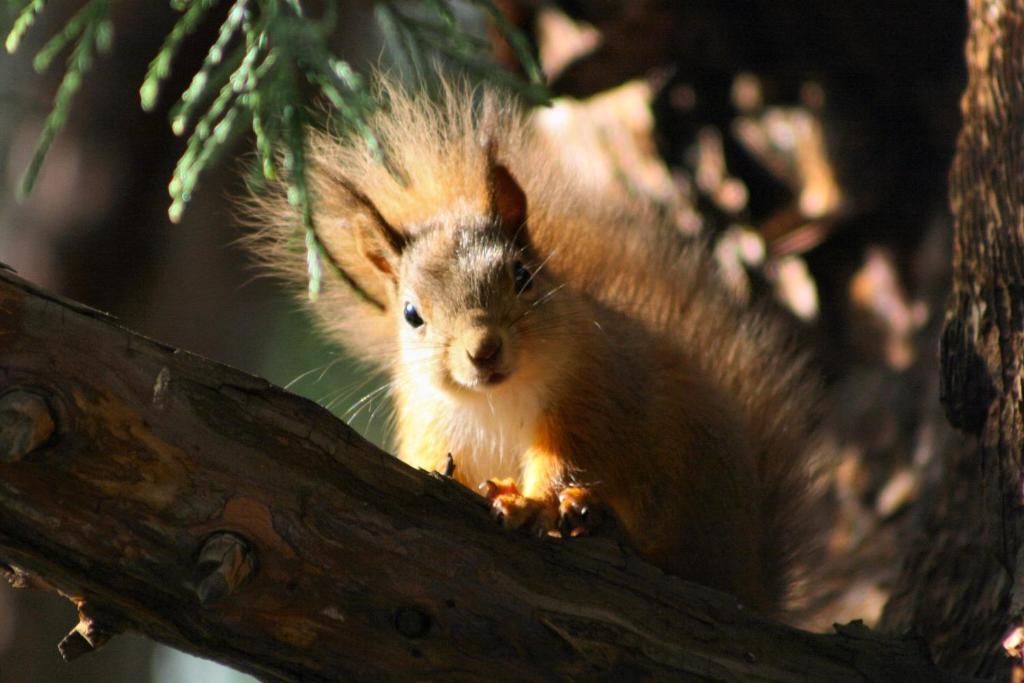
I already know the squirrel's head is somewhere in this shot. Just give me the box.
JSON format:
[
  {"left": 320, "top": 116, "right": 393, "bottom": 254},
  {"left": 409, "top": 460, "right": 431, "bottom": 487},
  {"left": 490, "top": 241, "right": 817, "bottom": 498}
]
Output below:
[{"left": 341, "top": 144, "right": 569, "bottom": 395}]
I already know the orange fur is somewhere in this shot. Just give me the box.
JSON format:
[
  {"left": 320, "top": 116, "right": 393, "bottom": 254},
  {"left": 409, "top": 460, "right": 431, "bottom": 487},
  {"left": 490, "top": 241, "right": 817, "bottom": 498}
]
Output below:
[{"left": 244, "top": 76, "right": 825, "bottom": 615}]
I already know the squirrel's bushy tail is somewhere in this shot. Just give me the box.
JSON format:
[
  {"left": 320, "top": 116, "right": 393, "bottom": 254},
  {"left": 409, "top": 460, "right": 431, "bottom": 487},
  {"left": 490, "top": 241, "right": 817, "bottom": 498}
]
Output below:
[{"left": 682, "top": 281, "right": 828, "bottom": 612}]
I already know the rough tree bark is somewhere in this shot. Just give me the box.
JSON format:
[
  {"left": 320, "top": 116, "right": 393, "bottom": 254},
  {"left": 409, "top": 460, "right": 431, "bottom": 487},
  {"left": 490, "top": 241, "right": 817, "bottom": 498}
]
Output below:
[
  {"left": 880, "top": 0, "right": 1024, "bottom": 678},
  {"left": 0, "top": 266, "right": 970, "bottom": 681}
]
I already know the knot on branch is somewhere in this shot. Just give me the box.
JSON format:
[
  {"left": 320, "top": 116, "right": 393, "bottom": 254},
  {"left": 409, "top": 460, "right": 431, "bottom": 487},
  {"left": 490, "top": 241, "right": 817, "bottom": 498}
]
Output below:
[
  {"left": 0, "top": 388, "right": 57, "bottom": 462},
  {"left": 394, "top": 606, "right": 432, "bottom": 639},
  {"left": 0, "top": 562, "right": 35, "bottom": 589},
  {"left": 192, "top": 532, "right": 257, "bottom": 605},
  {"left": 58, "top": 605, "right": 119, "bottom": 662},
  {"left": 940, "top": 297, "right": 995, "bottom": 435}
]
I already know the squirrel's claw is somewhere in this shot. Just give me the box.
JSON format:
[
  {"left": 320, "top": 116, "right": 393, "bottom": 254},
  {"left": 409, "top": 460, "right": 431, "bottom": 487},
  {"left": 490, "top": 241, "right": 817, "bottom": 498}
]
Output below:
[
  {"left": 483, "top": 479, "right": 602, "bottom": 539},
  {"left": 483, "top": 478, "right": 558, "bottom": 536},
  {"left": 557, "top": 486, "right": 602, "bottom": 538},
  {"left": 481, "top": 478, "right": 519, "bottom": 501}
]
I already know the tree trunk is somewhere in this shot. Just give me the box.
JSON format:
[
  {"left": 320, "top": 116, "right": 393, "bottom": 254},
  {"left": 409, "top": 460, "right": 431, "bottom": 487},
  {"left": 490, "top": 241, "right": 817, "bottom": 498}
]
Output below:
[
  {"left": 880, "top": 1, "right": 1024, "bottom": 678},
  {"left": 0, "top": 266, "right": 970, "bottom": 681}
]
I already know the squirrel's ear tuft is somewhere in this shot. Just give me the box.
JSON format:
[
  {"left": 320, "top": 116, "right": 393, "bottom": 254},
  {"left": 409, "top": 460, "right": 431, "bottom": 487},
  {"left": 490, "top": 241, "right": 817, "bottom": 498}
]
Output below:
[
  {"left": 485, "top": 141, "right": 527, "bottom": 244},
  {"left": 341, "top": 180, "right": 406, "bottom": 279}
]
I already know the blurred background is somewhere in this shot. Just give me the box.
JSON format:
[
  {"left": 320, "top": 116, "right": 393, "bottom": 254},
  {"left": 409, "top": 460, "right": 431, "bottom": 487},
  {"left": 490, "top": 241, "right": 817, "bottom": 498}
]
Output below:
[{"left": 0, "top": 1, "right": 968, "bottom": 681}]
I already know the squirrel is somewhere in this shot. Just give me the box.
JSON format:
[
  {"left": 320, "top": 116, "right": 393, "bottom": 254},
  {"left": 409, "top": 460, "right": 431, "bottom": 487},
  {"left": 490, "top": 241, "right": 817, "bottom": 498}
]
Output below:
[{"left": 246, "top": 78, "right": 824, "bottom": 616}]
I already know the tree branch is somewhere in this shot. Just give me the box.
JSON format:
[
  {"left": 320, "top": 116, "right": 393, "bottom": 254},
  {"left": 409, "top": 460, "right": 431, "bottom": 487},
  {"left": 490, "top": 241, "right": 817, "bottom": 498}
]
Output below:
[{"left": 0, "top": 265, "right": 967, "bottom": 680}]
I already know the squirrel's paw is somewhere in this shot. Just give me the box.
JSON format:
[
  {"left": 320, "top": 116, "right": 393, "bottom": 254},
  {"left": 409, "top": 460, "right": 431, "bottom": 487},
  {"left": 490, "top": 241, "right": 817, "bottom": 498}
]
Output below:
[
  {"left": 482, "top": 479, "right": 558, "bottom": 537},
  {"left": 557, "top": 485, "right": 603, "bottom": 538}
]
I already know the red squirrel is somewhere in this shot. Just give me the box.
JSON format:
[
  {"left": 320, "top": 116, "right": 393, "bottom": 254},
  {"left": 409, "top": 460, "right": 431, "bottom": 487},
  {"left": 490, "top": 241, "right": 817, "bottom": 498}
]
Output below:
[{"left": 247, "top": 79, "right": 823, "bottom": 615}]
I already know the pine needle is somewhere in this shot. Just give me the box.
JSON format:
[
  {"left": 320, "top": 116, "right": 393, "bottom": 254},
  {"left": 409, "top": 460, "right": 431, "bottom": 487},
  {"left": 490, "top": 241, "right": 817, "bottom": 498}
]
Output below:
[{"left": 7, "top": 0, "right": 549, "bottom": 300}]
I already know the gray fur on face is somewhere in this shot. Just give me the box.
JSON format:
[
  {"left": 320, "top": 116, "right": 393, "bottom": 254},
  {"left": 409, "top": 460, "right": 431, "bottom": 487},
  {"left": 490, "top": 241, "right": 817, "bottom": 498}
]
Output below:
[{"left": 403, "top": 221, "right": 521, "bottom": 321}]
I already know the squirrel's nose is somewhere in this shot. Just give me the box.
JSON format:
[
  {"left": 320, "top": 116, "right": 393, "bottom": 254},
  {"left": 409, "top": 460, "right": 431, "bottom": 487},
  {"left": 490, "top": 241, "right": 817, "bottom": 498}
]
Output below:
[{"left": 467, "top": 335, "right": 502, "bottom": 368}]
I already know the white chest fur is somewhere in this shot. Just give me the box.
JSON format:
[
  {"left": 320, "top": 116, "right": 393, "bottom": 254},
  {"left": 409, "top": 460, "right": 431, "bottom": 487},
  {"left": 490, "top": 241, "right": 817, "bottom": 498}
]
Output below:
[{"left": 404, "top": 378, "right": 545, "bottom": 487}]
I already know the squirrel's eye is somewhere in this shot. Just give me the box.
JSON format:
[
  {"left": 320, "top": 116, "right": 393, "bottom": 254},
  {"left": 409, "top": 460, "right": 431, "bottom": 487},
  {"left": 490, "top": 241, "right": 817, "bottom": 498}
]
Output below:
[
  {"left": 403, "top": 302, "right": 424, "bottom": 328},
  {"left": 513, "top": 261, "right": 533, "bottom": 293}
]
